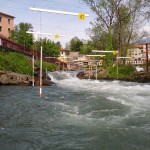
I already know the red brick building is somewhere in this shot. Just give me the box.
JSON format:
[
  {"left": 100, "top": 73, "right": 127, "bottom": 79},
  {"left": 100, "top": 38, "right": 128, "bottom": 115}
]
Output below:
[{"left": 0, "top": 12, "right": 15, "bottom": 38}]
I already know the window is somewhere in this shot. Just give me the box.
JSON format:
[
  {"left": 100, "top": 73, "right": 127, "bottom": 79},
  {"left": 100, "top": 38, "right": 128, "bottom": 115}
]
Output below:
[
  {"left": 8, "top": 18, "right": 10, "bottom": 24},
  {"left": 0, "top": 26, "right": 2, "bottom": 32},
  {"left": 8, "top": 28, "right": 10, "bottom": 33},
  {"left": 0, "top": 16, "right": 2, "bottom": 22}
]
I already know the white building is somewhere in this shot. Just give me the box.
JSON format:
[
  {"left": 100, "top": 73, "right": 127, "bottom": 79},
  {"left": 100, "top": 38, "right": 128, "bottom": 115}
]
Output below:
[{"left": 126, "top": 44, "right": 150, "bottom": 65}]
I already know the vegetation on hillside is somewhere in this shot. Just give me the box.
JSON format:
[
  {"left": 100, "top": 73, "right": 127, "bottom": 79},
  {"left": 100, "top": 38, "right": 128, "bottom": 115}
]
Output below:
[
  {"left": 35, "top": 60, "right": 57, "bottom": 72},
  {"left": 0, "top": 51, "right": 32, "bottom": 75},
  {"left": 0, "top": 50, "right": 57, "bottom": 75}
]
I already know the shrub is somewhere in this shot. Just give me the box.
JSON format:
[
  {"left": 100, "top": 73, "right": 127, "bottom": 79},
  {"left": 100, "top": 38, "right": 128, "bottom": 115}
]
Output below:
[
  {"left": 108, "top": 64, "right": 136, "bottom": 79},
  {"left": 0, "top": 51, "right": 32, "bottom": 75},
  {"left": 0, "top": 49, "right": 58, "bottom": 75},
  {"left": 35, "top": 60, "right": 57, "bottom": 72}
]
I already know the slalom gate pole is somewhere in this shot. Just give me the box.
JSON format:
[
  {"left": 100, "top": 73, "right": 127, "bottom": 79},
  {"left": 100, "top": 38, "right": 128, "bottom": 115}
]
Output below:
[{"left": 40, "top": 46, "right": 43, "bottom": 97}]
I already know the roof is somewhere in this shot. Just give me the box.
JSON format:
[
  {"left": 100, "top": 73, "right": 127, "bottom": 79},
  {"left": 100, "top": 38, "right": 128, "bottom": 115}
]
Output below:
[
  {"left": 60, "top": 48, "right": 70, "bottom": 52},
  {"left": 132, "top": 45, "right": 143, "bottom": 49},
  {"left": 0, "top": 12, "right": 15, "bottom": 18}
]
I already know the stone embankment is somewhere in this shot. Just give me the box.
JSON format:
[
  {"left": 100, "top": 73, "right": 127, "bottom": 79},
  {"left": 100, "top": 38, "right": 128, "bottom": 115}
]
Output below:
[{"left": 0, "top": 70, "right": 54, "bottom": 86}]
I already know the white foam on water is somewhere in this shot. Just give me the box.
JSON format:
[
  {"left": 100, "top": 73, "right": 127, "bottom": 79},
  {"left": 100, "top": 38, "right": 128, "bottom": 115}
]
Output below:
[
  {"left": 48, "top": 71, "right": 150, "bottom": 126},
  {"left": 106, "top": 96, "right": 134, "bottom": 107},
  {"left": 51, "top": 102, "right": 79, "bottom": 115}
]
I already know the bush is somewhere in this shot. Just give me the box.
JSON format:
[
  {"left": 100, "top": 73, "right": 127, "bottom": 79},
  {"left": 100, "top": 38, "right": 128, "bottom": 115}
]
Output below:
[
  {"left": 0, "top": 51, "right": 32, "bottom": 75},
  {"left": 108, "top": 64, "right": 136, "bottom": 79},
  {"left": 35, "top": 60, "right": 57, "bottom": 72},
  {"left": 0, "top": 49, "right": 58, "bottom": 75}
]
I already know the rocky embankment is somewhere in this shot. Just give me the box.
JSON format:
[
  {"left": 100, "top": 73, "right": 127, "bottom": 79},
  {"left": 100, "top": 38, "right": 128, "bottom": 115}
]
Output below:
[
  {"left": 0, "top": 70, "right": 54, "bottom": 86},
  {"left": 77, "top": 70, "right": 150, "bottom": 83}
]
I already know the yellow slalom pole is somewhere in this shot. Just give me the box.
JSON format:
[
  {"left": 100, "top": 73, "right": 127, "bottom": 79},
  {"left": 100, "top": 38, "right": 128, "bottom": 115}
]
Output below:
[{"left": 40, "top": 46, "right": 42, "bottom": 97}]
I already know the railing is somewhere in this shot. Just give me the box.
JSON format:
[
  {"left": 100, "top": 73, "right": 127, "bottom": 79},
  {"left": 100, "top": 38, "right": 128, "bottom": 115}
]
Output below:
[
  {"left": 0, "top": 35, "right": 67, "bottom": 67},
  {"left": 126, "top": 60, "right": 145, "bottom": 65}
]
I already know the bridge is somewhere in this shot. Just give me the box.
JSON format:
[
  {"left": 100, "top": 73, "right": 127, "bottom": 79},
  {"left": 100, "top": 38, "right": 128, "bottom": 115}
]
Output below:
[{"left": 0, "top": 34, "right": 67, "bottom": 68}]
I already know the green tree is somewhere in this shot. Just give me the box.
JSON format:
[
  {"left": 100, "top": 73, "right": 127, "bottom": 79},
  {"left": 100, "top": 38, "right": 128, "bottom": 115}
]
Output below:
[
  {"left": 35, "top": 38, "right": 60, "bottom": 57},
  {"left": 69, "top": 36, "right": 83, "bottom": 51},
  {"left": 83, "top": 0, "right": 149, "bottom": 66},
  {"left": 80, "top": 40, "right": 93, "bottom": 54},
  {"left": 56, "top": 41, "right": 62, "bottom": 49},
  {"left": 9, "top": 22, "right": 34, "bottom": 48}
]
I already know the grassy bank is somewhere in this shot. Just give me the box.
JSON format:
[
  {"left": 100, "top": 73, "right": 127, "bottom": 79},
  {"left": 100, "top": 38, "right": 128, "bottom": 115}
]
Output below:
[
  {"left": 0, "top": 50, "right": 57, "bottom": 75},
  {"left": 108, "top": 64, "right": 136, "bottom": 79}
]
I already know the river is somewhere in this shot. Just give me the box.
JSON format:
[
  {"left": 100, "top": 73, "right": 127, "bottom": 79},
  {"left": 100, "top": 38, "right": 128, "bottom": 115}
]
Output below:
[{"left": 0, "top": 71, "right": 150, "bottom": 150}]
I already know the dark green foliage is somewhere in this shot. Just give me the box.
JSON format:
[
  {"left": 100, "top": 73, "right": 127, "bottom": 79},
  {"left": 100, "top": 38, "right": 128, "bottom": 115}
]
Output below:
[
  {"left": 0, "top": 50, "right": 58, "bottom": 75},
  {"left": 69, "top": 36, "right": 83, "bottom": 51},
  {"left": 9, "top": 22, "right": 34, "bottom": 49},
  {"left": 80, "top": 41, "right": 93, "bottom": 54},
  {"left": 35, "top": 38, "right": 60, "bottom": 57},
  {"left": 35, "top": 60, "right": 57, "bottom": 72},
  {"left": 108, "top": 64, "right": 136, "bottom": 79},
  {"left": 0, "top": 51, "right": 32, "bottom": 75}
]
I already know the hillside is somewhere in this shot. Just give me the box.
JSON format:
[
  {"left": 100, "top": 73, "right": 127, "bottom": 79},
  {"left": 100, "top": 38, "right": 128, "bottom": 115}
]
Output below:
[{"left": 0, "top": 49, "right": 57, "bottom": 85}]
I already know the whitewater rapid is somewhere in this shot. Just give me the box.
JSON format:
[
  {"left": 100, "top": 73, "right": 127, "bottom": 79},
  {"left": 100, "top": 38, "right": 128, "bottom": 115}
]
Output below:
[
  {"left": 1, "top": 71, "right": 150, "bottom": 149},
  {"left": 49, "top": 71, "right": 150, "bottom": 108}
]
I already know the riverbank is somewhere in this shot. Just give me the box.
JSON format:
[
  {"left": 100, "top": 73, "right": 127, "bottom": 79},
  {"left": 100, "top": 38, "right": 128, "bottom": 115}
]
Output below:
[
  {"left": 1, "top": 69, "right": 150, "bottom": 86},
  {"left": 0, "top": 50, "right": 56, "bottom": 86},
  {"left": 0, "top": 70, "right": 54, "bottom": 86},
  {"left": 76, "top": 69, "right": 150, "bottom": 83}
]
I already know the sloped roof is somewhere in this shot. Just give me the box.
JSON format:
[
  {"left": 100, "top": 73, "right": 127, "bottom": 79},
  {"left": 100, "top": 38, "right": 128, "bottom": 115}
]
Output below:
[
  {"left": 0, "top": 12, "right": 15, "bottom": 18},
  {"left": 132, "top": 45, "right": 143, "bottom": 49}
]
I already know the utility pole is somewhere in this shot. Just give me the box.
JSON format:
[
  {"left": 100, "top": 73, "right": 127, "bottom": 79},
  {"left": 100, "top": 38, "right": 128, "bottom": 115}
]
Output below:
[{"left": 146, "top": 43, "right": 149, "bottom": 73}]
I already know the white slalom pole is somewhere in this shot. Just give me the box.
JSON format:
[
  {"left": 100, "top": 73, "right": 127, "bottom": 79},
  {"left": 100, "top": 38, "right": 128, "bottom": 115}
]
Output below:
[
  {"left": 32, "top": 51, "right": 34, "bottom": 86},
  {"left": 40, "top": 46, "right": 42, "bottom": 97},
  {"left": 96, "top": 65, "right": 97, "bottom": 80},
  {"left": 88, "top": 56, "right": 91, "bottom": 79}
]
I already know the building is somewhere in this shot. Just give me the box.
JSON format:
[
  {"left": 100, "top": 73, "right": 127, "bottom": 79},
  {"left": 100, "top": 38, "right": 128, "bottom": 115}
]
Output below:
[
  {"left": 126, "top": 44, "right": 150, "bottom": 65},
  {"left": 58, "top": 48, "right": 70, "bottom": 63},
  {"left": 0, "top": 12, "right": 15, "bottom": 38}
]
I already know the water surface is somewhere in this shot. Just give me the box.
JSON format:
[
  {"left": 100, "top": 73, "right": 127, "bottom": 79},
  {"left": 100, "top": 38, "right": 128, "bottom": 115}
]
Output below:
[{"left": 0, "top": 71, "right": 150, "bottom": 150}]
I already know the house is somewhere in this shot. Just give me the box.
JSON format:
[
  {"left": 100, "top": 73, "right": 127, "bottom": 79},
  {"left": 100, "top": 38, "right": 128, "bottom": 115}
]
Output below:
[
  {"left": 0, "top": 12, "right": 15, "bottom": 38},
  {"left": 126, "top": 44, "right": 150, "bottom": 65},
  {"left": 58, "top": 48, "right": 70, "bottom": 63}
]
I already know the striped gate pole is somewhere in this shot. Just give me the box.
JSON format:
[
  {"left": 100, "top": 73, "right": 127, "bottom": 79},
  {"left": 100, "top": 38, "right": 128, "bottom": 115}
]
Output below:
[
  {"left": 40, "top": 46, "right": 43, "bottom": 97},
  {"left": 32, "top": 51, "right": 35, "bottom": 86}
]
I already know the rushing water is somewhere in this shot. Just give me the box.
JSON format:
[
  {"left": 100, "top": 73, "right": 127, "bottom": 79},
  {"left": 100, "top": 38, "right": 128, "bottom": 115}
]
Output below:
[{"left": 0, "top": 71, "right": 150, "bottom": 150}]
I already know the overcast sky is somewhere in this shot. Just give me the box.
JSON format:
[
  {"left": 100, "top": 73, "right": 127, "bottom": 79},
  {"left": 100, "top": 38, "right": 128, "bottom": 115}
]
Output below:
[{"left": 0, "top": 0, "right": 95, "bottom": 47}]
